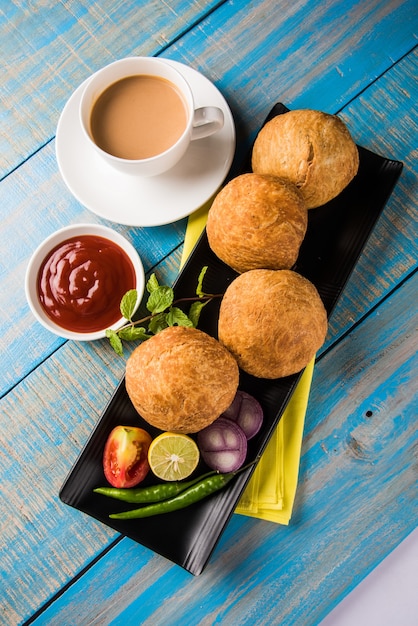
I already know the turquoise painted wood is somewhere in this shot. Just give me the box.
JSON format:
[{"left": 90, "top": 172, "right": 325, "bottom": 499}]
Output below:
[
  {"left": 0, "top": 0, "right": 417, "bottom": 624},
  {"left": 321, "top": 47, "right": 418, "bottom": 352},
  {"left": 163, "top": 0, "right": 417, "bottom": 152}
]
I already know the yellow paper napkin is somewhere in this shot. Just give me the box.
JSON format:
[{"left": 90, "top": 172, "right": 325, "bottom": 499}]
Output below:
[{"left": 180, "top": 201, "right": 314, "bottom": 524}]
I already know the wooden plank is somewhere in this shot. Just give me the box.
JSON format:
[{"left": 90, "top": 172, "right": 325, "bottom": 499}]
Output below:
[
  {"left": 3, "top": 0, "right": 414, "bottom": 180},
  {"left": 321, "top": 45, "right": 418, "bottom": 352},
  {"left": 27, "top": 259, "right": 418, "bottom": 626},
  {"left": 161, "top": 0, "right": 417, "bottom": 164},
  {"left": 0, "top": 0, "right": 223, "bottom": 177}
]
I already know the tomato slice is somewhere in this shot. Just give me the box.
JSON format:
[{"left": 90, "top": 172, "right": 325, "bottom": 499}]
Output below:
[{"left": 103, "top": 426, "right": 152, "bottom": 488}]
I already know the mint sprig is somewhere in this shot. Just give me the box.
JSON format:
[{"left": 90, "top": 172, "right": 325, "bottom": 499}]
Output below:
[{"left": 106, "top": 266, "right": 220, "bottom": 355}]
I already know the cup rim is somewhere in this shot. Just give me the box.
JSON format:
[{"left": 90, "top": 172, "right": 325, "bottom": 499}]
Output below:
[
  {"left": 25, "top": 223, "right": 145, "bottom": 341},
  {"left": 79, "top": 56, "right": 194, "bottom": 166}
]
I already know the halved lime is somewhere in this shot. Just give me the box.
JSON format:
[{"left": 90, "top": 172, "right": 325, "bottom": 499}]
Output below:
[{"left": 148, "top": 432, "right": 200, "bottom": 481}]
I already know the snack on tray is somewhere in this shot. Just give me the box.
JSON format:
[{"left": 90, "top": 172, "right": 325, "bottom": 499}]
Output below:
[
  {"left": 206, "top": 173, "right": 308, "bottom": 273},
  {"left": 218, "top": 269, "right": 328, "bottom": 378},
  {"left": 125, "top": 326, "right": 239, "bottom": 434},
  {"left": 251, "top": 109, "right": 359, "bottom": 208}
]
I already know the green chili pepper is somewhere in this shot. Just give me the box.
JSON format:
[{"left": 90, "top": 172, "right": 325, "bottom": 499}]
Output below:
[
  {"left": 93, "top": 470, "right": 217, "bottom": 504},
  {"left": 108, "top": 463, "right": 254, "bottom": 520}
]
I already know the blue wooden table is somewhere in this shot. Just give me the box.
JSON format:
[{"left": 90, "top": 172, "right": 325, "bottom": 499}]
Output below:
[{"left": 1, "top": 1, "right": 417, "bottom": 624}]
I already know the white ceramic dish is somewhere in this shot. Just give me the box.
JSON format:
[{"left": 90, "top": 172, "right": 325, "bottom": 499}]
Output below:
[
  {"left": 55, "top": 60, "right": 236, "bottom": 227},
  {"left": 25, "top": 223, "right": 145, "bottom": 341}
]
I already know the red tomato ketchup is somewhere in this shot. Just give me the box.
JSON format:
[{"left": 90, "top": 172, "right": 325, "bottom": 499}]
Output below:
[{"left": 37, "top": 235, "right": 136, "bottom": 332}]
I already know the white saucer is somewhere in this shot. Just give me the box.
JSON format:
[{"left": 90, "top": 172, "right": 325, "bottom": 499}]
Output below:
[{"left": 55, "top": 60, "right": 236, "bottom": 227}]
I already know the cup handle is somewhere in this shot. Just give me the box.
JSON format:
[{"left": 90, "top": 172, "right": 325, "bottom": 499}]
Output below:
[{"left": 191, "top": 107, "right": 224, "bottom": 140}]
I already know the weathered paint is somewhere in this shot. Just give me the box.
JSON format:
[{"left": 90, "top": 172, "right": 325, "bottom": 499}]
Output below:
[{"left": 0, "top": 0, "right": 417, "bottom": 624}]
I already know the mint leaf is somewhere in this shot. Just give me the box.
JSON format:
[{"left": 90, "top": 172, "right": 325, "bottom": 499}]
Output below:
[
  {"left": 148, "top": 312, "right": 169, "bottom": 335},
  {"left": 105, "top": 329, "right": 124, "bottom": 356},
  {"left": 188, "top": 300, "right": 210, "bottom": 327},
  {"left": 106, "top": 266, "right": 222, "bottom": 355},
  {"left": 166, "top": 306, "right": 194, "bottom": 327},
  {"left": 146, "top": 273, "right": 159, "bottom": 293},
  {"left": 118, "top": 326, "right": 151, "bottom": 341},
  {"left": 146, "top": 285, "right": 174, "bottom": 314},
  {"left": 120, "top": 289, "right": 138, "bottom": 320},
  {"left": 196, "top": 266, "right": 208, "bottom": 297}
]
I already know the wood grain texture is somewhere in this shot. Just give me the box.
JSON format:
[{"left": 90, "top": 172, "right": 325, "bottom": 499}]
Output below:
[
  {"left": 161, "top": 0, "right": 417, "bottom": 162},
  {"left": 320, "top": 47, "right": 418, "bottom": 353},
  {"left": 0, "top": 0, "right": 222, "bottom": 177},
  {"left": 27, "top": 268, "right": 418, "bottom": 626},
  {"left": 0, "top": 0, "right": 417, "bottom": 624}
]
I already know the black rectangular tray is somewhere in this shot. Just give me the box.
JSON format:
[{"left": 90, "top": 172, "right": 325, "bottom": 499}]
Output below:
[{"left": 59, "top": 103, "right": 403, "bottom": 575}]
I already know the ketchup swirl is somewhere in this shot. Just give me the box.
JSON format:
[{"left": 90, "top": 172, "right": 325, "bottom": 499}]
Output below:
[{"left": 37, "top": 235, "right": 136, "bottom": 333}]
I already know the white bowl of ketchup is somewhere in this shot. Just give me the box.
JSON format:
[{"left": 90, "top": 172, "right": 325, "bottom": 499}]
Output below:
[{"left": 25, "top": 223, "right": 145, "bottom": 341}]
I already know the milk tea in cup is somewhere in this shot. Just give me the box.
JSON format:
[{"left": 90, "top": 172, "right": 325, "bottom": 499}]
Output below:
[
  {"left": 90, "top": 75, "right": 188, "bottom": 160},
  {"left": 79, "top": 57, "right": 224, "bottom": 176}
]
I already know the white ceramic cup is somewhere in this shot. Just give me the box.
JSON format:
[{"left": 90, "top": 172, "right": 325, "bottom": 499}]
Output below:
[{"left": 79, "top": 57, "right": 224, "bottom": 177}]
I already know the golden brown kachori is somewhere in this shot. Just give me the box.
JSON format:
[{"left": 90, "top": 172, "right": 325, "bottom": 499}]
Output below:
[
  {"left": 251, "top": 109, "right": 359, "bottom": 208},
  {"left": 206, "top": 173, "right": 307, "bottom": 273},
  {"left": 218, "top": 269, "right": 328, "bottom": 378},
  {"left": 125, "top": 326, "right": 239, "bottom": 433}
]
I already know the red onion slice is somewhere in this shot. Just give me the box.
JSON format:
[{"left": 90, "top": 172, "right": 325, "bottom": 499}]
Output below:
[
  {"left": 222, "top": 391, "right": 263, "bottom": 440},
  {"left": 221, "top": 392, "right": 242, "bottom": 420},
  {"left": 197, "top": 417, "right": 247, "bottom": 473}
]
